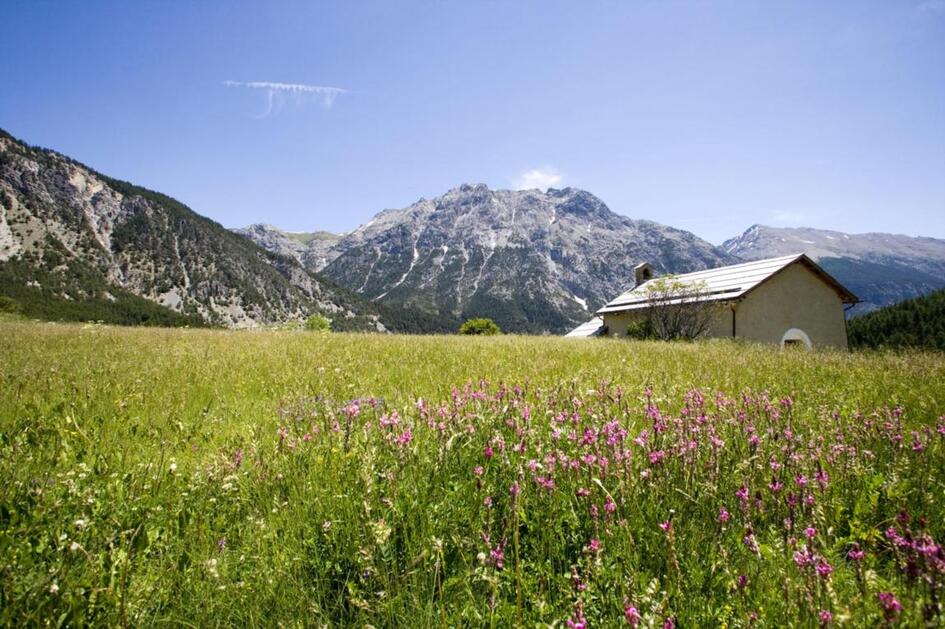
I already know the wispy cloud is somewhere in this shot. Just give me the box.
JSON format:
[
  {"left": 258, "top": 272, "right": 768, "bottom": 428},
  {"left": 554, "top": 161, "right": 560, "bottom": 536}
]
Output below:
[
  {"left": 513, "top": 167, "right": 563, "bottom": 191},
  {"left": 916, "top": 0, "right": 945, "bottom": 14},
  {"left": 771, "top": 210, "right": 811, "bottom": 226},
  {"left": 223, "top": 80, "right": 348, "bottom": 118}
]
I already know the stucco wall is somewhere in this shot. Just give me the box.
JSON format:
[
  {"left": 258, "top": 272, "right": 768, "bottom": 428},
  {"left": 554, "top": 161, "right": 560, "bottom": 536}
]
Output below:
[
  {"left": 602, "top": 311, "right": 640, "bottom": 338},
  {"left": 734, "top": 262, "right": 848, "bottom": 348},
  {"left": 603, "top": 304, "right": 732, "bottom": 339}
]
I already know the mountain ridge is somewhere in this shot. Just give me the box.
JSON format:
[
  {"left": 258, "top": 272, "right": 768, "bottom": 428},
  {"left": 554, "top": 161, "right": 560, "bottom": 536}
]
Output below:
[
  {"left": 240, "top": 183, "right": 737, "bottom": 333},
  {"left": 0, "top": 127, "right": 387, "bottom": 330},
  {"left": 723, "top": 224, "right": 945, "bottom": 314}
]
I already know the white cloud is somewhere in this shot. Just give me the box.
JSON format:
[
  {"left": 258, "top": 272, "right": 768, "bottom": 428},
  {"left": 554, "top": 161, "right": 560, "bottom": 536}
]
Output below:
[
  {"left": 513, "top": 168, "right": 563, "bottom": 191},
  {"left": 771, "top": 210, "right": 810, "bottom": 226},
  {"left": 770, "top": 209, "right": 830, "bottom": 227},
  {"left": 223, "top": 80, "right": 348, "bottom": 118}
]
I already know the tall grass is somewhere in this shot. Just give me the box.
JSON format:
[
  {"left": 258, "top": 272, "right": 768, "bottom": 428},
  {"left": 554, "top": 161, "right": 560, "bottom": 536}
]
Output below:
[{"left": 1, "top": 321, "right": 943, "bottom": 626}]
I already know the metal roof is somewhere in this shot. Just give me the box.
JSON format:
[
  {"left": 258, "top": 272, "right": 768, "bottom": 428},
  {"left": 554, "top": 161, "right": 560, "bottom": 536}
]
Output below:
[
  {"left": 597, "top": 253, "right": 858, "bottom": 315},
  {"left": 565, "top": 316, "right": 606, "bottom": 338}
]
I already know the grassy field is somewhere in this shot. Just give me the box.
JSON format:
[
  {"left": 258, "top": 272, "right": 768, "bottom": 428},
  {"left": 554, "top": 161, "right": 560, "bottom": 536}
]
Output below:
[{"left": 1, "top": 321, "right": 944, "bottom": 626}]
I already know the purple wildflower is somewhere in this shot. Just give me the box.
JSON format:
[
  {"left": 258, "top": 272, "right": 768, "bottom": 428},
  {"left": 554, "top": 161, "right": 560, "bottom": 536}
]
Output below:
[{"left": 877, "top": 592, "right": 901, "bottom": 621}]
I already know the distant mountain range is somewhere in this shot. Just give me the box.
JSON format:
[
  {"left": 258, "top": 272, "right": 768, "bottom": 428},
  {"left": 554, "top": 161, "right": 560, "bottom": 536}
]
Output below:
[
  {"left": 0, "top": 128, "right": 387, "bottom": 330},
  {"left": 723, "top": 225, "right": 945, "bottom": 314},
  {"left": 239, "top": 184, "right": 735, "bottom": 333},
  {"left": 3, "top": 127, "right": 942, "bottom": 333},
  {"left": 241, "top": 197, "right": 945, "bottom": 332}
]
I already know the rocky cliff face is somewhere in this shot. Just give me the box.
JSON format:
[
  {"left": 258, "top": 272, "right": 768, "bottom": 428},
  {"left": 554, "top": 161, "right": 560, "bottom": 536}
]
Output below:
[
  {"left": 0, "top": 129, "right": 385, "bottom": 330},
  {"left": 243, "top": 184, "right": 736, "bottom": 333},
  {"left": 723, "top": 225, "right": 945, "bottom": 314},
  {"left": 233, "top": 224, "right": 342, "bottom": 271}
]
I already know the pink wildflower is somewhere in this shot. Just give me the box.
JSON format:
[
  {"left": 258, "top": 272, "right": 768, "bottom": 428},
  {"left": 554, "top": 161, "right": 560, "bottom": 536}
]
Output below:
[
  {"left": 489, "top": 545, "right": 505, "bottom": 569},
  {"left": 395, "top": 430, "right": 412, "bottom": 447},
  {"left": 847, "top": 543, "right": 865, "bottom": 562},
  {"left": 566, "top": 609, "right": 587, "bottom": 629},
  {"left": 625, "top": 605, "right": 641, "bottom": 626},
  {"left": 877, "top": 592, "right": 901, "bottom": 620},
  {"left": 794, "top": 548, "right": 814, "bottom": 567},
  {"left": 743, "top": 531, "right": 760, "bottom": 554},
  {"left": 736, "top": 485, "right": 750, "bottom": 510}
]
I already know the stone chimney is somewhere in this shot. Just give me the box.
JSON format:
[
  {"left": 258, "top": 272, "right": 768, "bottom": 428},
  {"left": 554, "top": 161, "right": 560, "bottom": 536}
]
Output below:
[{"left": 634, "top": 262, "right": 654, "bottom": 287}]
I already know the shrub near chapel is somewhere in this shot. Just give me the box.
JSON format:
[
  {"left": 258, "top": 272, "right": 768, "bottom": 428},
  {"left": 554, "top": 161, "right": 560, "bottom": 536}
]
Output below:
[{"left": 459, "top": 317, "right": 502, "bottom": 335}]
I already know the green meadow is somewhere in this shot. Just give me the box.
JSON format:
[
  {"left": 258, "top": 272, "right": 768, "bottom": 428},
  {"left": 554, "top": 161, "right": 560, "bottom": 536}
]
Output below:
[{"left": 1, "top": 321, "right": 944, "bottom": 626}]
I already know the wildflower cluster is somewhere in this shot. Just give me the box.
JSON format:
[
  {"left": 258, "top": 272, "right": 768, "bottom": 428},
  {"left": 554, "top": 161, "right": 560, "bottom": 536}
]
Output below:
[
  {"left": 3, "top": 372, "right": 943, "bottom": 626},
  {"left": 261, "top": 380, "right": 944, "bottom": 625}
]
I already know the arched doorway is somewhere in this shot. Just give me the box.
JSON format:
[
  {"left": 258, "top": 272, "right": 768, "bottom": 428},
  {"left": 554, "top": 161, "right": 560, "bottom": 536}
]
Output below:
[{"left": 781, "top": 328, "right": 812, "bottom": 350}]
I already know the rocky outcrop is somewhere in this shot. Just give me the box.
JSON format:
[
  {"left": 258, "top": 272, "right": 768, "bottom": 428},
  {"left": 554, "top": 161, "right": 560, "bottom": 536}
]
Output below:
[{"left": 233, "top": 224, "right": 343, "bottom": 271}]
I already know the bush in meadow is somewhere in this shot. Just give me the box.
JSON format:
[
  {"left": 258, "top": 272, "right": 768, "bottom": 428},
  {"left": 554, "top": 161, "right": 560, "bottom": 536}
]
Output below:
[
  {"left": 304, "top": 313, "right": 332, "bottom": 332},
  {"left": 0, "top": 295, "right": 20, "bottom": 313},
  {"left": 459, "top": 317, "right": 502, "bottom": 335}
]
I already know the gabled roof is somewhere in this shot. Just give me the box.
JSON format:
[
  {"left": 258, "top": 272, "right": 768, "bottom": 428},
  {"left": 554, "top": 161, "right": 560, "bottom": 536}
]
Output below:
[
  {"left": 597, "top": 254, "right": 858, "bottom": 315},
  {"left": 565, "top": 316, "right": 606, "bottom": 338}
]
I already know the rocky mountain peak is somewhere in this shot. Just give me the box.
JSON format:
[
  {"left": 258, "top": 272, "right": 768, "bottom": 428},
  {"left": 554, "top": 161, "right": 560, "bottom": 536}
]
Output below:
[{"left": 240, "top": 184, "right": 736, "bottom": 333}]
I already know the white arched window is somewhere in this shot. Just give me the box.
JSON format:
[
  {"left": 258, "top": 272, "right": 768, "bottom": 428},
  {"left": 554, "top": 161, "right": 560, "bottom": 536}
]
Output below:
[{"left": 781, "top": 328, "right": 812, "bottom": 350}]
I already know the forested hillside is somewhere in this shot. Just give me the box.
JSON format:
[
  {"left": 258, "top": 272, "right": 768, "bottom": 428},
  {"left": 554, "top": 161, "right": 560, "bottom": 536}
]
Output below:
[{"left": 848, "top": 287, "right": 945, "bottom": 350}]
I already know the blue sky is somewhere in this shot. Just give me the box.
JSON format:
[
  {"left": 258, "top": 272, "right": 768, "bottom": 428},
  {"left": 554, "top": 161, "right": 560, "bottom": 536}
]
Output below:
[{"left": 2, "top": 1, "right": 944, "bottom": 243}]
